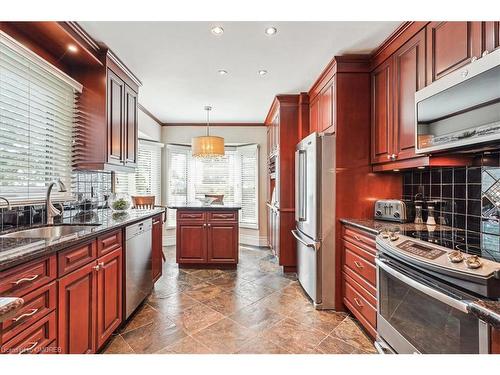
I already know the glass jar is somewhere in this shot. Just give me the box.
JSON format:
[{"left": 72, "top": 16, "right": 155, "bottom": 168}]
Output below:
[{"left": 108, "top": 193, "right": 132, "bottom": 212}]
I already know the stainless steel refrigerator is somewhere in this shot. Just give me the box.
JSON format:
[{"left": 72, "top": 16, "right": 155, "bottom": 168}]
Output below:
[{"left": 292, "top": 132, "right": 336, "bottom": 309}]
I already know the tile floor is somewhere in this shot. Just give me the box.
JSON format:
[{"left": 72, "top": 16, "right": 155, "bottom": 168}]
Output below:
[{"left": 102, "top": 245, "right": 376, "bottom": 354}]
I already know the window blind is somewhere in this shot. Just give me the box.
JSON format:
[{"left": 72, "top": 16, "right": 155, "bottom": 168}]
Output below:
[
  {"left": 166, "top": 144, "right": 259, "bottom": 228},
  {"left": 114, "top": 139, "right": 163, "bottom": 205},
  {"left": 0, "top": 31, "right": 81, "bottom": 203}
]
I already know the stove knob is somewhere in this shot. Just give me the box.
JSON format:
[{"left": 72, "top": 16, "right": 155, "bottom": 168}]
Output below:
[
  {"left": 389, "top": 234, "right": 399, "bottom": 241},
  {"left": 375, "top": 210, "right": 382, "bottom": 217},
  {"left": 393, "top": 212, "right": 400, "bottom": 219}
]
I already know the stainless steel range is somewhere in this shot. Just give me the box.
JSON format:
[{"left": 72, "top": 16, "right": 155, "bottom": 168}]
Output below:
[{"left": 375, "top": 231, "right": 500, "bottom": 354}]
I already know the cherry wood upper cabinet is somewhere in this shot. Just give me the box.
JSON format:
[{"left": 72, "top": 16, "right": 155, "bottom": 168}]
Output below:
[
  {"left": 393, "top": 29, "right": 426, "bottom": 161},
  {"left": 371, "top": 59, "right": 393, "bottom": 164},
  {"left": 485, "top": 21, "right": 500, "bottom": 53},
  {"left": 426, "top": 21, "right": 483, "bottom": 84},
  {"left": 319, "top": 80, "right": 335, "bottom": 133},
  {"left": 95, "top": 248, "right": 122, "bottom": 350},
  {"left": 107, "top": 69, "right": 125, "bottom": 166},
  {"left": 309, "top": 98, "right": 319, "bottom": 134},
  {"left": 124, "top": 85, "right": 138, "bottom": 167},
  {"left": 58, "top": 262, "right": 97, "bottom": 354}
]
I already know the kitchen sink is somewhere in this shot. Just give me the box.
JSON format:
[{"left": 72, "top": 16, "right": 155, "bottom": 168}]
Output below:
[{"left": 0, "top": 225, "right": 99, "bottom": 239}]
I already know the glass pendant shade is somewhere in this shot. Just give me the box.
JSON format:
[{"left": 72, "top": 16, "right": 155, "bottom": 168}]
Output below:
[
  {"left": 191, "top": 135, "right": 225, "bottom": 157},
  {"left": 192, "top": 105, "right": 224, "bottom": 158}
]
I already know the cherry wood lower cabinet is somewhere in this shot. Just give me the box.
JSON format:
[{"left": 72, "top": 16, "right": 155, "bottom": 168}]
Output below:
[
  {"left": 176, "top": 209, "right": 239, "bottom": 266},
  {"left": 341, "top": 224, "right": 377, "bottom": 339},
  {"left": 491, "top": 328, "right": 500, "bottom": 353},
  {"left": 152, "top": 214, "right": 164, "bottom": 282}
]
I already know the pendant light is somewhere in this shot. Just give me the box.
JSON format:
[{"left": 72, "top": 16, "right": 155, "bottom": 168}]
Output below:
[{"left": 192, "top": 105, "right": 225, "bottom": 158}]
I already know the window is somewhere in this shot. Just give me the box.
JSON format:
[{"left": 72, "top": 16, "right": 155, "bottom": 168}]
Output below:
[
  {"left": 0, "top": 31, "right": 82, "bottom": 203},
  {"left": 166, "top": 144, "right": 259, "bottom": 229},
  {"left": 115, "top": 139, "right": 163, "bottom": 204}
]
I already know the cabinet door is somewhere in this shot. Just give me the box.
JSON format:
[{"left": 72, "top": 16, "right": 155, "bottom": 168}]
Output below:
[
  {"left": 309, "top": 98, "right": 319, "bottom": 134},
  {"left": 96, "top": 248, "right": 122, "bottom": 350},
  {"left": 485, "top": 21, "right": 500, "bottom": 53},
  {"left": 393, "top": 29, "right": 426, "bottom": 161},
  {"left": 319, "top": 81, "right": 334, "bottom": 133},
  {"left": 371, "top": 59, "right": 393, "bottom": 164},
  {"left": 492, "top": 327, "right": 500, "bottom": 354},
  {"left": 426, "top": 21, "right": 482, "bottom": 84},
  {"left": 207, "top": 223, "right": 238, "bottom": 263},
  {"left": 107, "top": 69, "right": 125, "bottom": 165},
  {"left": 152, "top": 215, "right": 163, "bottom": 282},
  {"left": 58, "top": 262, "right": 97, "bottom": 354},
  {"left": 176, "top": 223, "right": 207, "bottom": 263},
  {"left": 124, "top": 85, "right": 138, "bottom": 167}
]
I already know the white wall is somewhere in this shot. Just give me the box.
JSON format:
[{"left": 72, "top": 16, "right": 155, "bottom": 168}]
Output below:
[
  {"left": 138, "top": 108, "right": 162, "bottom": 142},
  {"left": 161, "top": 125, "right": 268, "bottom": 247}
]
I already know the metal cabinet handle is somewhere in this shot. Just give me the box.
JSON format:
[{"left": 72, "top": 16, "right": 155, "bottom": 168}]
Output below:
[
  {"left": 19, "top": 341, "right": 38, "bottom": 354},
  {"left": 12, "top": 308, "right": 39, "bottom": 322},
  {"left": 12, "top": 275, "right": 39, "bottom": 285},
  {"left": 98, "top": 262, "right": 105, "bottom": 268},
  {"left": 353, "top": 235, "right": 364, "bottom": 243},
  {"left": 353, "top": 297, "right": 364, "bottom": 308},
  {"left": 207, "top": 223, "right": 211, "bottom": 227},
  {"left": 93, "top": 264, "right": 100, "bottom": 271},
  {"left": 353, "top": 261, "right": 363, "bottom": 269}
]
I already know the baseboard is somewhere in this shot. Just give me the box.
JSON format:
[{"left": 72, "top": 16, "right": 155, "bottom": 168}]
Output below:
[{"left": 163, "top": 234, "right": 268, "bottom": 248}]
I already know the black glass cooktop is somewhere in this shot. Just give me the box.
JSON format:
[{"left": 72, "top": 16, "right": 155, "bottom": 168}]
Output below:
[{"left": 399, "top": 228, "right": 500, "bottom": 263}]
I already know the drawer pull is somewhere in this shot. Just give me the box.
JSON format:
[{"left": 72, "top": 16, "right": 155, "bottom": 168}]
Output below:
[
  {"left": 19, "top": 341, "right": 38, "bottom": 354},
  {"left": 93, "top": 264, "right": 101, "bottom": 272},
  {"left": 353, "top": 235, "right": 364, "bottom": 243},
  {"left": 12, "top": 274, "right": 39, "bottom": 285},
  {"left": 184, "top": 214, "right": 200, "bottom": 218},
  {"left": 12, "top": 308, "right": 39, "bottom": 322},
  {"left": 353, "top": 261, "right": 364, "bottom": 269},
  {"left": 353, "top": 297, "right": 364, "bottom": 308}
]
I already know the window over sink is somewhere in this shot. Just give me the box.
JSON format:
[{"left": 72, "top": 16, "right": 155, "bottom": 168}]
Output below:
[
  {"left": 0, "top": 31, "right": 82, "bottom": 203},
  {"left": 165, "top": 144, "right": 259, "bottom": 229}
]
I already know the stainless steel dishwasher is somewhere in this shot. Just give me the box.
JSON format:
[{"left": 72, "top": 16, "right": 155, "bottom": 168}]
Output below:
[{"left": 125, "top": 218, "right": 153, "bottom": 320}]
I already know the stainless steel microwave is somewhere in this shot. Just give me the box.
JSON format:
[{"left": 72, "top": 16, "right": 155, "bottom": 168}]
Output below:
[{"left": 415, "top": 48, "right": 500, "bottom": 154}]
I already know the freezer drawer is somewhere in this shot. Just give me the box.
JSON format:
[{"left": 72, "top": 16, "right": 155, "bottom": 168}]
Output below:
[{"left": 292, "top": 229, "right": 320, "bottom": 304}]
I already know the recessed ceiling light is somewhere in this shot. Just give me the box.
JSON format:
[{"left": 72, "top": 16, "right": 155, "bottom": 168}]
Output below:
[
  {"left": 258, "top": 70, "right": 268, "bottom": 76},
  {"left": 67, "top": 44, "right": 78, "bottom": 53},
  {"left": 218, "top": 69, "right": 228, "bottom": 75},
  {"left": 211, "top": 26, "right": 224, "bottom": 36},
  {"left": 265, "top": 27, "right": 277, "bottom": 36}
]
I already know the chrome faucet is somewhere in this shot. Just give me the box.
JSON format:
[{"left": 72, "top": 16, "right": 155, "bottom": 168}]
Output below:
[
  {"left": 0, "top": 196, "right": 11, "bottom": 210},
  {"left": 46, "top": 180, "right": 67, "bottom": 225}
]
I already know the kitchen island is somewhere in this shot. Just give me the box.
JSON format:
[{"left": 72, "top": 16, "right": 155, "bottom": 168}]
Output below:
[{"left": 168, "top": 204, "right": 241, "bottom": 267}]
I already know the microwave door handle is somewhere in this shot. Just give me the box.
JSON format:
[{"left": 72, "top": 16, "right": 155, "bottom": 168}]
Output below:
[{"left": 375, "top": 258, "right": 469, "bottom": 313}]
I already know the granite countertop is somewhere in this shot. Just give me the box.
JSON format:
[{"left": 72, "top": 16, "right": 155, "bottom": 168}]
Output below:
[
  {"left": 466, "top": 300, "right": 500, "bottom": 329},
  {"left": 0, "top": 297, "right": 24, "bottom": 323},
  {"left": 0, "top": 207, "right": 165, "bottom": 271},
  {"left": 168, "top": 203, "right": 242, "bottom": 210},
  {"left": 340, "top": 218, "right": 450, "bottom": 236}
]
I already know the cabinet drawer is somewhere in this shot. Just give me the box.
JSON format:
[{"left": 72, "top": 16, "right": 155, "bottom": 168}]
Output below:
[
  {"left": 177, "top": 211, "right": 206, "bottom": 221},
  {"left": 343, "top": 241, "right": 376, "bottom": 288},
  {"left": 97, "top": 230, "right": 122, "bottom": 257},
  {"left": 343, "top": 274, "right": 376, "bottom": 336},
  {"left": 1, "top": 282, "right": 56, "bottom": 344},
  {"left": 1, "top": 311, "right": 57, "bottom": 354},
  {"left": 0, "top": 256, "right": 56, "bottom": 297},
  {"left": 343, "top": 226, "right": 376, "bottom": 255},
  {"left": 58, "top": 241, "right": 97, "bottom": 277},
  {"left": 208, "top": 211, "right": 238, "bottom": 222}
]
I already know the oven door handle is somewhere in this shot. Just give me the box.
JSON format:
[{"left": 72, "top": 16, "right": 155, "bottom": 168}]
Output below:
[{"left": 376, "top": 258, "right": 469, "bottom": 313}]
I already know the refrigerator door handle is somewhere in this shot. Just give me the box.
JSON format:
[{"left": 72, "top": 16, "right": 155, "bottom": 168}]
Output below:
[
  {"left": 295, "top": 150, "right": 307, "bottom": 222},
  {"left": 291, "top": 229, "right": 320, "bottom": 251}
]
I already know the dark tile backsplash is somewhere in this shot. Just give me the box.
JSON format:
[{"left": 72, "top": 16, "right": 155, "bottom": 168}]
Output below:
[
  {"left": 0, "top": 171, "right": 112, "bottom": 232},
  {"left": 402, "top": 153, "right": 500, "bottom": 260}
]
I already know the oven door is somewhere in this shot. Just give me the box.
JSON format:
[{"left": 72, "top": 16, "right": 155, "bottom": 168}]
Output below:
[{"left": 376, "top": 257, "right": 489, "bottom": 354}]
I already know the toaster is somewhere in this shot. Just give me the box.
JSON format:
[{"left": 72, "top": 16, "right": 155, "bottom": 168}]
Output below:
[{"left": 374, "top": 199, "right": 414, "bottom": 223}]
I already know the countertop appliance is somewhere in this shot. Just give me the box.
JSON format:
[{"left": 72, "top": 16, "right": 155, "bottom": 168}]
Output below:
[
  {"left": 374, "top": 199, "right": 413, "bottom": 222},
  {"left": 375, "top": 232, "right": 500, "bottom": 354},
  {"left": 415, "top": 48, "right": 500, "bottom": 154},
  {"left": 292, "top": 132, "right": 335, "bottom": 309},
  {"left": 125, "top": 218, "right": 153, "bottom": 320}
]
